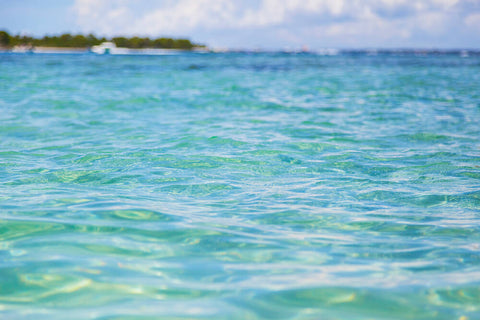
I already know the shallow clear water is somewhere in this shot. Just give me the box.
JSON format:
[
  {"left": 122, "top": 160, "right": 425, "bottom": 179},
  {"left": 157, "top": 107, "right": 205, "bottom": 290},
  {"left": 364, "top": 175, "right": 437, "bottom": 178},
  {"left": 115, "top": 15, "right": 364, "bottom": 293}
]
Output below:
[{"left": 1, "top": 52, "right": 479, "bottom": 319}]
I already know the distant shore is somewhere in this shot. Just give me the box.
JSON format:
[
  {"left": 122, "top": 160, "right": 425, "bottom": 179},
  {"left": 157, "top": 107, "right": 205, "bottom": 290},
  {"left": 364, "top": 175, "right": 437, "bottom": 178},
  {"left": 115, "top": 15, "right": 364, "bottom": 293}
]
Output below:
[
  {"left": 16, "top": 46, "right": 87, "bottom": 52},
  {"left": 0, "top": 31, "right": 206, "bottom": 51}
]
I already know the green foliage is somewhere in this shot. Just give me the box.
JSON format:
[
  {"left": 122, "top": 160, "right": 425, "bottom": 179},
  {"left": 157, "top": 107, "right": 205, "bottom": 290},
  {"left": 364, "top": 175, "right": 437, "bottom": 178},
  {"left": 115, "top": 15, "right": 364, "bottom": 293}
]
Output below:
[
  {"left": 153, "top": 38, "right": 173, "bottom": 48},
  {"left": 112, "top": 36, "right": 195, "bottom": 49},
  {"left": 0, "top": 30, "right": 10, "bottom": 46},
  {"left": 173, "top": 39, "right": 194, "bottom": 50},
  {"left": 5, "top": 32, "right": 102, "bottom": 48},
  {"left": 11, "top": 35, "right": 34, "bottom": 46},
  {"left": 112, "top": 37, "right": 129, "bottom": 48}
]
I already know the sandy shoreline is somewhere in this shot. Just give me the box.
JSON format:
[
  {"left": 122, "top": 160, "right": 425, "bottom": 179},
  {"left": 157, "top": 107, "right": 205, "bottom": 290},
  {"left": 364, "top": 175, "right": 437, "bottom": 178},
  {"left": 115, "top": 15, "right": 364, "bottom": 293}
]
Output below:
[
  {"left": 31, "top": 46, "right": 88, "bottom": 52},
  {"left": 0, "top": 46, "right": 208, "bottom": 54}
]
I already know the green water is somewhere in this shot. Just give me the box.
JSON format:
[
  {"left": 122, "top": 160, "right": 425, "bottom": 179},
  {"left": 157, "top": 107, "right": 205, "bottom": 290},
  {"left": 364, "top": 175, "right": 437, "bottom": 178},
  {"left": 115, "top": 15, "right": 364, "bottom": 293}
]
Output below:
[{"left": 0, "top": 52, "right": 479, "bottom": 319}]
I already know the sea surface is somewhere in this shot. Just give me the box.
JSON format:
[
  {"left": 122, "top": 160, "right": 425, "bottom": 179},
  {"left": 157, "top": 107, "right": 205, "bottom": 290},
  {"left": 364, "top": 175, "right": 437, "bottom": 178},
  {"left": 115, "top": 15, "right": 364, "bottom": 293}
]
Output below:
[{"left": 1, "top": 52, "right": 479, "bottom": 319}]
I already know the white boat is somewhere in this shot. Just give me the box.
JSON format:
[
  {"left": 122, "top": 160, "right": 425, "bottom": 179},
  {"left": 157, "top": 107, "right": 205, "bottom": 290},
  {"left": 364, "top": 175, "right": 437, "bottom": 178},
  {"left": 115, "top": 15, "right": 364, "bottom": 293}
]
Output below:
[{"left": 91, "top": 42, "right": 120, "bottom": 54}]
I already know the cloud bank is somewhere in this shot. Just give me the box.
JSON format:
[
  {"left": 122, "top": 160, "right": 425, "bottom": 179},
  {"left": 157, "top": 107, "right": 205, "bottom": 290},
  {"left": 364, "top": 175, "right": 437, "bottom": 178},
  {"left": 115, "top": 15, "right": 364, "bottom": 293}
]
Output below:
[{"left": 72, "top": 0, "right": 480, "bottom": 48}]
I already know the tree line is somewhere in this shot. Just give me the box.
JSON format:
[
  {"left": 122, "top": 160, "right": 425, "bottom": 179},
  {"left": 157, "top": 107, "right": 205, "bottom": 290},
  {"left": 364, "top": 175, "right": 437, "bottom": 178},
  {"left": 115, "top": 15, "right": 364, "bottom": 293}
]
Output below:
[{"left": 0, "top": 31, "right": 202, "bottom": 50}]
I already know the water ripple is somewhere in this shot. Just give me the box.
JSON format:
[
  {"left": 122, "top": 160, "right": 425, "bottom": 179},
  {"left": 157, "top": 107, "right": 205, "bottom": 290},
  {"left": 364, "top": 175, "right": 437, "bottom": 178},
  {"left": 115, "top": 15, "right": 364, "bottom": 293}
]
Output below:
[{"left": 1, "top": 52, "right": 479, "bottom": 319}]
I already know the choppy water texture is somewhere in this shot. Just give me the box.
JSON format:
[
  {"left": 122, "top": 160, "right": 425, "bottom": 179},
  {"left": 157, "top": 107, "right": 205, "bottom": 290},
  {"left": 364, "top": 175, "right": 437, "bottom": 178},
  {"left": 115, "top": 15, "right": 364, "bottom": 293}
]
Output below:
[{"left": 1, "top": 52, "right": 480, "bottom": 319}]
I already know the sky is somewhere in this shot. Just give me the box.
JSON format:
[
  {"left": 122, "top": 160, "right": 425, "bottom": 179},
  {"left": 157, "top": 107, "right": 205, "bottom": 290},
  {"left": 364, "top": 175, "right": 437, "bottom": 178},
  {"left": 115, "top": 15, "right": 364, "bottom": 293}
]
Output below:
[{"left": 1, "top": 0, "right": 480, "bottom": 49}]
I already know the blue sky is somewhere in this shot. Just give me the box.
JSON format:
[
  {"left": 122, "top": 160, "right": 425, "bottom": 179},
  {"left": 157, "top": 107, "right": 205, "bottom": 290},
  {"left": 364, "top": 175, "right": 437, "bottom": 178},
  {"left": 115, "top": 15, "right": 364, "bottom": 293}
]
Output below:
[{"left": 1, "top": 0, "right": 479, "bottom": 49}]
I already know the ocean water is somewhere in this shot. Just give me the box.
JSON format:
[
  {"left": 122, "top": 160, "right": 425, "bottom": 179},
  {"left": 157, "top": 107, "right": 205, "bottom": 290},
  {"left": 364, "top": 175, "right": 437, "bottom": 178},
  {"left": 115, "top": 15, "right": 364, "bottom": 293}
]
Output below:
[{"left": 0, "top": 52, "right": 479, "bottom": 319}]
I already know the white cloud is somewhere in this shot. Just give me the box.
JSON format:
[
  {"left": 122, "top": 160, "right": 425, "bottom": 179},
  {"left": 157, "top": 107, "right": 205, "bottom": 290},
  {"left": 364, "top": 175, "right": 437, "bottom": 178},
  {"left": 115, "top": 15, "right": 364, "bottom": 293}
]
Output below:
[
  {"left": 465, "top": 13, "right": 480, "bottom": 28},
  {"left": 71, "top": 0, "right": 480, "bottom": 48}
]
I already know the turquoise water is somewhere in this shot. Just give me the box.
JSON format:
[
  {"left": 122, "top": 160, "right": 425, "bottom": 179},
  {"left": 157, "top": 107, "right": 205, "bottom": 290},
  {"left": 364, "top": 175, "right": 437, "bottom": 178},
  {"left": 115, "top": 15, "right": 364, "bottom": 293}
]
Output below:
[{"left": 1, "top": 52, "right": 479, "bottom": 319}]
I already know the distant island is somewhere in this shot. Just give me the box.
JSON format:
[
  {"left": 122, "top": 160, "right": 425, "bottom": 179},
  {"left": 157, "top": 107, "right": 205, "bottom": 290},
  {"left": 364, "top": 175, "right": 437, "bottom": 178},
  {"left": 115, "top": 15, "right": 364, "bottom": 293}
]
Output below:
[{"left": 0, "top": 30, "right": 205, "bottom": 50}]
